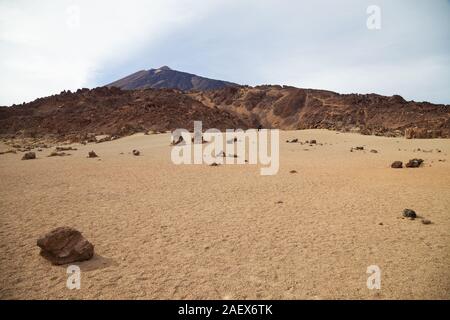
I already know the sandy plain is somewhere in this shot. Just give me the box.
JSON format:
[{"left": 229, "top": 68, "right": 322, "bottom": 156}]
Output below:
[{"left": 0, "top": 129, "right": 449, "bottom": 299}]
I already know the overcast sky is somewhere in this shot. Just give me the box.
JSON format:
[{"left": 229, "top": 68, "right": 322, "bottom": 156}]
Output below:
[{"left": 1, "top": 0, "right": 449, "bottom": 106}]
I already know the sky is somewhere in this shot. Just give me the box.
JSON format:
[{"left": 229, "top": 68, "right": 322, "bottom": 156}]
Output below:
[{"left": 0, "top": 0, "right": 449, "bottom": 106}]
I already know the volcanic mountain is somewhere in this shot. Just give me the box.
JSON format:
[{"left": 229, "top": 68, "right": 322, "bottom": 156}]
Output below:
[{"left": 107, "top": 66, "right": 238, "bottom": 91}]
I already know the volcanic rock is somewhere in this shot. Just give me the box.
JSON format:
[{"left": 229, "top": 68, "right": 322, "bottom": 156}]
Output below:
[
  {"left": 402, "top": 209, "right": 417, "bottom": 219},
  {"left": 21, "top": 152, "right": 36, "bottom": 160},
  {"left": 391, "top": 161, "right": 403, "bottom": 168},
  {"left": 88, "top": 151, "right": 98, "bottom": 158},
  {"left": 36, "top": 227, "right": 94, "bottom": 265},
  {"left": 405, "top": 158, "right": 424, "bottom": 168}
]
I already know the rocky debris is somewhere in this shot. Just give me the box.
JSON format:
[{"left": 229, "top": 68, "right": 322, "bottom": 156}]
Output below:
[
  {"left": 0, "top": 150, "right": 16, "bottom": 155},
  {"left": 421, "top": 219, "right": 432, "bottom": 225},
  {"left": 402, "top": 209, "right": 417, "bottom": 219},
  {"left": 132, "top": 149, "right": 140, "bottom": 156},
  {"left": 370, "top": 149, "right": 378, "bottom": 153},
  {"left": 21, "top": 152, "right": 36, "bottom": 160},
  {"left": 405, "top": 158, "right": 424, "bottom": 168},
  {"left": 210, "top": 162, "right": 220, "bottom": 166},
  {"left": 287, "top": 138, "right": 298, "bottom": 143},
  {"left": 391, "top": 161, "right": 403, "bottom": 168},
  {"left": 96, "top": 136, "right": 112, "bottom": 144},
  {"left": 36, "top": 227, "right": 94, "bottom": 265},
  {"left": 309, "top": 139, "right": 317, "bottom": 144},
  {"left": 405, "top": 127, "right": 429, "bottom": 139},
  {"left": 290, "top": 170, "right": 297, "bottom": 173},
  {"left": 48, "top": 151, "right": 70, "bottom": 157},
  {"left": 56, "top": 146, "right": 77, "bottom": 151},
  {"left": 88, "top": 151, "right": 98, "bottom": 158},
  {"left": 275, "top": 201, "right": 283, "bottom": 204}
]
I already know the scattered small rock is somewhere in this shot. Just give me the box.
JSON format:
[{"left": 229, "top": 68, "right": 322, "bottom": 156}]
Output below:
[
  {"left": 37, "top": 227, "right": 94, "bottom": 265},
  {"left": 310, "top": 139, "right": 317, "bottom": 144},
  {"left": 210, "top": 162, "right": 220, "bottom": 166},
  {"left": 96, "top": 136, "right": 111, "bottom": 144},
  {"left": 421, "top": 219, "right": 432, "bottom": 225},
  {"left": 21, "top": 152, "right": 36, "bottom": 160},
  {"left": 88, "top": 151, "right": 98, "bottom": 158},
  {"left": 402, "top": 209, "right": 417, "bottom": 219},
  {"left": 132, "top": 149, "right": 140, "bottom": 156},
  {"left": 56, "top": 146, "right": 77, "bottom": 151},
  {"left": 391, "top": 161, "right": 403, "bottom": 168},
  {"left": 370, "top": 149, "right": 378, "bottom": 153},
  {"left": 289, "top": 170, "right": 297, "bottom": 173},
  {"left": 0, "top": 150, "right": 17, "bottom": 155},
  {"left": 405, "top": 158, "right": 424, "bottom": 168},
  {"left": 48, "top": 151, "right": 70, "bottom": 157},
  {"left": 275, "top": 201, "right": 283, "bottom": 204}
]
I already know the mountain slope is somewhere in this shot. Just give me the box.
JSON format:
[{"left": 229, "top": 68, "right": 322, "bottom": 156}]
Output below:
[
  {"left": 107, "top": 66, "right": 238, "bottom": 91},
  {"left": 190, "top": 85, "right": 450, "bottom": 138},
  {"left": 1, "top": 85, "right": 449, "bottom": 141}
]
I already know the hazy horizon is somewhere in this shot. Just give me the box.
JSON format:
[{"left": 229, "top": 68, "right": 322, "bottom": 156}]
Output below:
[{"left": 1, "top": 0, "right": 449, "bottom": 106}]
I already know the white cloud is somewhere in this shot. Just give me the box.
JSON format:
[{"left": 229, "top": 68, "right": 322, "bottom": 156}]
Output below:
[
  {"left": 1, "top": 0, "right": 449, "bottom": 105},
  {"left": 0, "top": 0, "right": 224, "bottom": 105}
]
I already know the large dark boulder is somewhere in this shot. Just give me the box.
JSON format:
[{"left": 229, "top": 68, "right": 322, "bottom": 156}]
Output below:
[
  {"left": 37, "top": 227, "right": 94, "bottom": 265},
  {"left": 391, "top": 161, "right": 403, "bottom": 168},
  {"left": 405, "top": 158, "right": 424, "bottom": 168},
  {"left": 22, "top": 152, "right": 36, "bottom": 160}
]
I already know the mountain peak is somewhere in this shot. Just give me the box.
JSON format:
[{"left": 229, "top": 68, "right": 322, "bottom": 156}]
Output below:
[
  {"left": 157, "top": 65, "right": 171, "bottom": 71},
  {"left": 107, "top": 67, "right": 238, "bottom": 91}
]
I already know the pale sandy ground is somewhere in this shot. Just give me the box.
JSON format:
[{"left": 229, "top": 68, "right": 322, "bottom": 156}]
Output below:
[{"left": 0, "top": 129, "right": 449, "bottom": 300}]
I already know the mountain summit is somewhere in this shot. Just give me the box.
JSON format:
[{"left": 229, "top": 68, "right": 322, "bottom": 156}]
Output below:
[{"left": 107, "top": 66, "right": 238, "bottom": 91}]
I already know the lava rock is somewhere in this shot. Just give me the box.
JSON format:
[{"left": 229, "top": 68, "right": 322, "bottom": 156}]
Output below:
[
  {"left": 391, "top": 161, "right": 403, "bottom": 168},
  {"left": 88, "top": 151, "right": 98, "bottom": 158},
  {"left": 37, "top": 227, "right": 94, "bottom": 265},
  {"left": 21, "top": 152, "right": 36, "bottom": 160},
  {"left": 402, "top": 209, "right": 417, "bottom": 219},
  {"left": 405, "top": 158, "right": 424, "bottom": 168}
]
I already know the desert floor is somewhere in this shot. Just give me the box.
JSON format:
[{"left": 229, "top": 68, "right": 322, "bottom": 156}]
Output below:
[{"left": 0, "top": 129, "right": 449, "bottom": 299}]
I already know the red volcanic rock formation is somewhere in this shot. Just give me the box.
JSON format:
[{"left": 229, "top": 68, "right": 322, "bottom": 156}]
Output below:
[
  {"left": 189, "top": 86, "right": 450, "bottom": 138},
  {"left": 0, "top": 85, "right": 449, "bottom": 140},
  {"left": 0, "top": 87, "right": 250, "bottom": 141}
]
